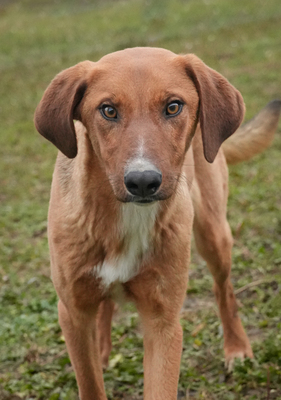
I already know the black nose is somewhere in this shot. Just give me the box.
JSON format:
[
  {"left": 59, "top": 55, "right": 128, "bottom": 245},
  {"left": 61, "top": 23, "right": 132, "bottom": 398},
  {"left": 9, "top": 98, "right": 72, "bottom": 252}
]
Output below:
[{"left": 124, "top": 170, "right": 162, "bottom": 198}]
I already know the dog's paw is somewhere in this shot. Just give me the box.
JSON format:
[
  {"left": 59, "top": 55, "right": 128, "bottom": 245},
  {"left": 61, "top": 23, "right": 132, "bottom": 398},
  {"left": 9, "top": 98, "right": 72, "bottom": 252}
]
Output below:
[{"left": 224, "top": 347, "right": 253, "bottom": 373}]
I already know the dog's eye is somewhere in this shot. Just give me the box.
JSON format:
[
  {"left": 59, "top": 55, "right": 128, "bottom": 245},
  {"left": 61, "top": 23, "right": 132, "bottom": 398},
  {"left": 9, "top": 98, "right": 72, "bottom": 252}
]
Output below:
[
  {"left": 100, "top": 105, "right": 118, "bottom": 120},
  {"left": 165, "top": 101, "right": 183, "bottom": 117}
]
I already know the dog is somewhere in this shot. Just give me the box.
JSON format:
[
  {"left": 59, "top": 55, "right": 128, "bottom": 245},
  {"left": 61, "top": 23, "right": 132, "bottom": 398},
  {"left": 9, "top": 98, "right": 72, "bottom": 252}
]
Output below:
[{"left": 34, "top": 47, "right": 281, "bottom": 400}]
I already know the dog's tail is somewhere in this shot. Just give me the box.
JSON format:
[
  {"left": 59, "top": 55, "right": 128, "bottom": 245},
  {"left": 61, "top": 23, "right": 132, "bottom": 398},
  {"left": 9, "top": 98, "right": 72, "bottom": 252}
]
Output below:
[{"left": 222, "top": 100, "right": 281, "bottom": 165}]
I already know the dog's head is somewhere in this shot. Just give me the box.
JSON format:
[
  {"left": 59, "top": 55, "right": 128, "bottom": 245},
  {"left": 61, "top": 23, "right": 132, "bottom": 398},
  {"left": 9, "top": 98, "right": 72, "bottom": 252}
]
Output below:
[{"left": 35, "top": 47, "right": 244, "bottom": 204}]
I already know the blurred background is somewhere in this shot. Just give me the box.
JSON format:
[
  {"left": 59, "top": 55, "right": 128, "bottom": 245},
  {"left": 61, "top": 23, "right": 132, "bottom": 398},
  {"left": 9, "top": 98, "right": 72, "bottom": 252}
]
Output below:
[{"left": 0, "top": 0, "right": 280, "bottom": 399}]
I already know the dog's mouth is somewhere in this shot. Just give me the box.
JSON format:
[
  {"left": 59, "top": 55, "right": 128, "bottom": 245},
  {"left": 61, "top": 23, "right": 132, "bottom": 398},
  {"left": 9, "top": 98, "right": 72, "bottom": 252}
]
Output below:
[
  {"left": 125, "top": 195, "right": 158, "bottom": 205},
  {"left": 110, "top": 173, "right": 176, "bottom": 205},
  {"left": 136, "top": 198, "right": 155, "bottom": 204},
  {"left": 112, "top": 179, "right": 176, "bottom": 205},
  {"left": 119, "top": 191, "right": 170, "bottom": 205},
  {"left": 133, "top": 198, "right": 156, "bottom": 206}
]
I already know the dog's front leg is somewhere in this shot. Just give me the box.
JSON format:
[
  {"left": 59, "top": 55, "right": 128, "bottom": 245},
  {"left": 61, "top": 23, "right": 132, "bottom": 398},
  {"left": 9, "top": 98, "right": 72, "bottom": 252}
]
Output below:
[
  {"left": 58, "top": 299, "right": 107, "bottom": 400},
  {"left": 142, "top": 316, "right": 183, "bottom": 400},
  {"left": 127, "top": 262, "right": 189, "bottom": 400}
]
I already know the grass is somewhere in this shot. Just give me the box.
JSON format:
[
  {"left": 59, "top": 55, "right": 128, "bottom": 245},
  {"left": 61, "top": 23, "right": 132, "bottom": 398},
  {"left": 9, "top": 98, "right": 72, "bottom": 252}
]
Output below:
[{"left": 0, "top": 0, "right": 281, "bottom": 398}]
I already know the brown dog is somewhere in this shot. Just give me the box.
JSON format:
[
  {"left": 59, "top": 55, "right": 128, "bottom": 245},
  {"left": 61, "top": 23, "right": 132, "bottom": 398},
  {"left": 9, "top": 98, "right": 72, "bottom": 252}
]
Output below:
[{"left": 34, "top": 47, "right": 281, "bottom": 399}]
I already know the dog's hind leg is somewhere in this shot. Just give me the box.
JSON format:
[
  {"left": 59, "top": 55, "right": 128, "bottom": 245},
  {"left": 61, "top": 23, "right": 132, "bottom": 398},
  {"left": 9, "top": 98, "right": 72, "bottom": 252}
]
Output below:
[
  {"left": 192, "top": 136, "right": 253, "bottom": 371},
  {"left": 193, "top": 210, "right": 253, "bottom": 370},
  {"left": 97, "top": 299, "right": 115, "bottom": 370}
]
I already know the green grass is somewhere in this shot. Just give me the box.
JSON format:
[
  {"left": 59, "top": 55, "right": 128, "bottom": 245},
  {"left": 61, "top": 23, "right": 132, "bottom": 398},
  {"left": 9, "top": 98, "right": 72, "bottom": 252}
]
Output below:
[{"left": 0, "top": 0, "right": 281, "bottom": 399}]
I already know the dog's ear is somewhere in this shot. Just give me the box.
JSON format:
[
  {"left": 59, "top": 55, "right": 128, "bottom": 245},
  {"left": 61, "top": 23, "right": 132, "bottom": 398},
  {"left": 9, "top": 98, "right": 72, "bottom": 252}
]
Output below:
[
  {"left": 34, "top": 61, "right": 94, "bottom": 158},
  {"left": 183, "top": 54, "right": 245, "bottom": 163}
]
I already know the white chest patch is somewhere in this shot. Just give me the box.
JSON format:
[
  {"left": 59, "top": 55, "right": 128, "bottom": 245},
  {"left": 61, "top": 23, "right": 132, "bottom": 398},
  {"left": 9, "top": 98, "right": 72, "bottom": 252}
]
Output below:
[{"left": 94, "top": 202, "right": 159, "bottom": 288}]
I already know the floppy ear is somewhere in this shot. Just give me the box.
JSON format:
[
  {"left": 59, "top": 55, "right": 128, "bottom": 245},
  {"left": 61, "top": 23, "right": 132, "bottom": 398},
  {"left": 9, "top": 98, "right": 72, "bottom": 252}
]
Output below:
[
  {"left": 183, "top": 54, "right": 245, "bottom": 163},
  {"left": 34, "top": 61, "right": 94, "bottom": 158}
]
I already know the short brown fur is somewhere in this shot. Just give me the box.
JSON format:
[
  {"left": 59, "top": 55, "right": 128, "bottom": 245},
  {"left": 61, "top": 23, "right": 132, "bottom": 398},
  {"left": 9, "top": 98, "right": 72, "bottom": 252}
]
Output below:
[{"left": 34, "top": 47, "right": 280, "bottom": 399}]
